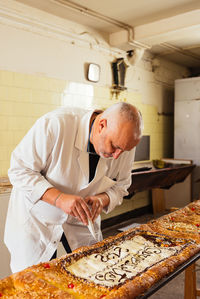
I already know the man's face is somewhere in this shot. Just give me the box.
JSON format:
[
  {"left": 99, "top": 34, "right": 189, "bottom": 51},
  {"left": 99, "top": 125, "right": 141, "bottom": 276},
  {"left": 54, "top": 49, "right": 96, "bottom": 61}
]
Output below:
[{"left": 93, "top": 119, "right": 140, "bottom": 160}]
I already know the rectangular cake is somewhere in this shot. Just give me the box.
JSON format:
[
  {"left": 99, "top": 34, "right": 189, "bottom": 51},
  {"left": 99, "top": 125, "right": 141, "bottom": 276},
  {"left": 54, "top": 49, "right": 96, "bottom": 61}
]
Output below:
[{"left": 1, "top": 200, "right": 200, "bottom": 298}]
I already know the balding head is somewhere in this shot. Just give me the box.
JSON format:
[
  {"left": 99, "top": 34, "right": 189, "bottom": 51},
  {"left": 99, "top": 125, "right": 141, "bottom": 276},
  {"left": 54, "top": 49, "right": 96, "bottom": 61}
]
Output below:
[
  {"left": 101, "top": 102, "right": 143, "bottom": 139},
  {"left": 91, "top": 103, "right": 143, "bottom": 159}
]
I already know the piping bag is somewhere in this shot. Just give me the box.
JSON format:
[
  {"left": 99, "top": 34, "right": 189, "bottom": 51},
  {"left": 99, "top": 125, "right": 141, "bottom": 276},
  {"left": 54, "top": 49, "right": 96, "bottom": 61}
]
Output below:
[{"left": 87, "top": 218, "right": 98, "bottom": 241}]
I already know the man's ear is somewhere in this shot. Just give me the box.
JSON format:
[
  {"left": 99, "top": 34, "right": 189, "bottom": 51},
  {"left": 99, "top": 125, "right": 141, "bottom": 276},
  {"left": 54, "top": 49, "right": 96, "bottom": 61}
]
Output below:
[{"left": 98, "top": 118, "right": 107, "bottom": 133}]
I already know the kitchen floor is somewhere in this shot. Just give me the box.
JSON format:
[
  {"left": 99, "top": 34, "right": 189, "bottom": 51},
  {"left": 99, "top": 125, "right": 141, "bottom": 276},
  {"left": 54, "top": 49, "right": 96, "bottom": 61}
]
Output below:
[{"left": 102, "top": 212, "right": 200, "bottom": 299}]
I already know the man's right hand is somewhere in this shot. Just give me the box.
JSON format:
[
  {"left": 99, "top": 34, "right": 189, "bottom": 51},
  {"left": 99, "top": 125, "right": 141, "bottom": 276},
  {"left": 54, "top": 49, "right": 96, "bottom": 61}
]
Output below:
[
  {"left": 41, "top": 188, "right": 91, "bottom": 225},
  {"left": 56, "top": 193, "right": 91, "bottom": 225}
]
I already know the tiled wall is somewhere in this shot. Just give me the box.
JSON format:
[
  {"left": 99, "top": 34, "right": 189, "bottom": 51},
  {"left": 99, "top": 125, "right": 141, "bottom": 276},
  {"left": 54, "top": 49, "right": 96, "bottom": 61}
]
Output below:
[
  {"left": 0, "top": 69, "right": 175, "bottom": 218},
  {"left": 0, "top": 70, "right": 66, "bottom": 176},
  {"left": 0, "top": 69, "right": 173, "bottom": 177}
]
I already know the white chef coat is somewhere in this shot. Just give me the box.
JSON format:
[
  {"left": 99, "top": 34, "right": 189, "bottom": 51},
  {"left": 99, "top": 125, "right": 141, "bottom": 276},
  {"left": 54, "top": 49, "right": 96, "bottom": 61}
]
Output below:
[{"left": 4, "top": 107, "right": 135, "bottom": 273}]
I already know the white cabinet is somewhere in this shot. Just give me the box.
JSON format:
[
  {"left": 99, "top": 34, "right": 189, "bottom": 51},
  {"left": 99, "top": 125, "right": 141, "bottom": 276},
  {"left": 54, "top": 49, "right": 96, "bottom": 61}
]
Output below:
[
  {"left": 174, "top": 77, "right": 200, "bottom": 200},
  {"left": 175, "top": 100, "right": 200, "bottom": 162},
  {"left": 175, "top": 77, "right": 200, "bottom": 102}
]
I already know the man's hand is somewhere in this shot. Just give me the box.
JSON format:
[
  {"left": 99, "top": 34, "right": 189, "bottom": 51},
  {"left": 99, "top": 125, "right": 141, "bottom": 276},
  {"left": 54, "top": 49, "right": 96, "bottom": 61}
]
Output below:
[
  {"left": 41, "top": 188, "right": 91, "bottom": 225},
  {"left": 56, "top": 194, "right": 92, "bottom": 225},
  {"left": 84, "top": 196, "right": 103, "bottom": 222}
]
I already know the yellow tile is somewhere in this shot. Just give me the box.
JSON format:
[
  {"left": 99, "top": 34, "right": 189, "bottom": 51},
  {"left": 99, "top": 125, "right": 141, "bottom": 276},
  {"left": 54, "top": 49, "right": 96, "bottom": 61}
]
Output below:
[
  {"left": 8, "top": 116, "right": 31, "bottom": 131},
  {"left": 7, "top": 146, "right": 14, "bottom": 159},
  {"left": 19, "top": 87, "right": 32, "bottom": 102},
  {"left": 0, "top": 131, "right": 14, "bottom": 145},
  {"left": 51, "top": 92, "right": 62, "bottom": 105},
  {"left": 31, "top": 90, "right": 62, "bottom": 105},
  {"left": 12, "top": 102, "right": 32, "bottom": 116},
  {"left": 127, "top": 92, "right": 142, "bottom": 105},
  {"left": 0, "top": 116, "right": 8, "bottom": 130},
  {"left": 147, "top": 105, "right": 158, "bottom": 115},
  {"left": 6, "top": 116, "right": 17, "bottom": 131},
  {"left": 30, "top": 76, "right": 67, "bottom": 92},
  {"left": 144, "top": 113, "right": 154, "bottom": 123},
  {"left": 0, "top": 101, "right": 14, "bottom": 116},
  {"left": 13, "top": 72, "right": 32, "bottom": 88},
  {"left": 94, "top": 86, "right": 110, "bottom": 99},
  {"left": 24, "top": 75, "right": 46, "bottom": 90},
  {"left": 0, "top": 70, "right": 14, "bottom": 86},
  {"left": 31, "top": 89, "right": 46, "bottom": 103},
  {"left": 31, "top": 104, "right": 45, "bottom": 117},
  {"left": 25, "top": 75, "right": 40, "bottom": 90},
  {"left": 9, "top": 86, "right": 31, "bottom": 102},
  {"left": 12, "top": 117, "right": 37, "bottom": 132},
  {"left": 51, "top": 78, "right": 68, "bottom": 92},
  {"left": 0, "top": 146, "right": 9, "bottom": 161},
  {"left": 46, "top": 91, "right": 62, "bottom": 105},
  {"left": 0, "top": 86, "right": 10, "bottom": 100},
  {"left": 34, "top": 76, "right": 50, "bottom": 91}
]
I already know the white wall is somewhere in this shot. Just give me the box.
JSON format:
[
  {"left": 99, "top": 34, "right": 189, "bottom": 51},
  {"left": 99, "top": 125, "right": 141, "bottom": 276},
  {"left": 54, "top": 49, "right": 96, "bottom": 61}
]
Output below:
[{"left": 0, "top": 0, "right": 189, "bottom": 113}]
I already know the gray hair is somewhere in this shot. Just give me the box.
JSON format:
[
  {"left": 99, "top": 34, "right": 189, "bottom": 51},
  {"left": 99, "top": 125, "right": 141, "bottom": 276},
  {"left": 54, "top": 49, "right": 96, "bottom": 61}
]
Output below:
[{"left": 102, "top": 102, "right": 143, "bottom": 137}]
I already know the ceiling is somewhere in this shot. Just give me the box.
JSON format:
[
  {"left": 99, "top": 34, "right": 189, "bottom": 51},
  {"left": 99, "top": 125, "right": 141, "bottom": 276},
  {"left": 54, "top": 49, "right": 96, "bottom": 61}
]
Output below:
[{"left": 15, "top": 0, "right": 200, "bottom": 69}]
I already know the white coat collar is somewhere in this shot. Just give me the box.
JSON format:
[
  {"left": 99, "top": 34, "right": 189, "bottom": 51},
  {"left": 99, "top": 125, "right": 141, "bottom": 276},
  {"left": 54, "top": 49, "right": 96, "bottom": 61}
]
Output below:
[
  {"left": 75, "top": 109, "right": 103, "bottom": 152},
  {"left": 75, "top": 109, "right": 94, "bottom": 152},
  {"left": 74, "top": 109, "right": 110, "bottom": 190}
]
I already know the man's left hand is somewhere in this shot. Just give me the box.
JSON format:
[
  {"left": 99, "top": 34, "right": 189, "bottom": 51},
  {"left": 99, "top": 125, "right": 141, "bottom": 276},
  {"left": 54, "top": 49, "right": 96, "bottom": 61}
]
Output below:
[{"left": 84, "top": 196, "right": 103, "bottom": 222}]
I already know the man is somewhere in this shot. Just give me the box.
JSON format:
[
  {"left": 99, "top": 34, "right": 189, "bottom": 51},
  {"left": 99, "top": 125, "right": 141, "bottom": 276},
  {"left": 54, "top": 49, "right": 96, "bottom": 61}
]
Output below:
[{"left": 4, "top": 102, "right": 142, "bottom": 273}]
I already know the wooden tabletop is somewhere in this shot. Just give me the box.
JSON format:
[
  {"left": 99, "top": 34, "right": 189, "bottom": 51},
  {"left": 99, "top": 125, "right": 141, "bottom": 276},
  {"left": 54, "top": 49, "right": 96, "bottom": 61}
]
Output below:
[{"left": 127, "top": 164, "right": 195, "bottom": 196}]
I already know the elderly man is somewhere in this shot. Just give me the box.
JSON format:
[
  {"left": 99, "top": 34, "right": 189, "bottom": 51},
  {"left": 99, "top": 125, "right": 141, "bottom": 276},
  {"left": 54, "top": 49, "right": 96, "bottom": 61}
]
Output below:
[{"left": 4, "top": 102, "right": 142, "bottom": 273}]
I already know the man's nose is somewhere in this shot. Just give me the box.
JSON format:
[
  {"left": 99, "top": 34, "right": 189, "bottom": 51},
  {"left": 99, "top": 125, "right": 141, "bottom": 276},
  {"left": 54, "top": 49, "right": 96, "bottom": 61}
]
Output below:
[{"left": 112, "top": 149, "right": 123, "bottom": 159}]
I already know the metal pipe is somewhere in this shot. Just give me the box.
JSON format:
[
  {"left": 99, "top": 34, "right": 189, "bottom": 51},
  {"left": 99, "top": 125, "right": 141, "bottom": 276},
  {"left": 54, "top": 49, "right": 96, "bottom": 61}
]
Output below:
[
  {"left": 51, "top": 0, "right": 149, "bottom": 50},
  {"left": 160, "top": 42, "right": 200, "bottom": 61},
  {"left": 51, "top": 0, "right": 132, "bottom": 30}
]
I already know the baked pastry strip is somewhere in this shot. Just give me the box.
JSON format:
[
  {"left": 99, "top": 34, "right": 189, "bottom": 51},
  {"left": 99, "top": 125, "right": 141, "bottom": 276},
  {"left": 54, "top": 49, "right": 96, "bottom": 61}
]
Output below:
[{"left": 1, "top": 199, "right": 200, "bottom": 298}]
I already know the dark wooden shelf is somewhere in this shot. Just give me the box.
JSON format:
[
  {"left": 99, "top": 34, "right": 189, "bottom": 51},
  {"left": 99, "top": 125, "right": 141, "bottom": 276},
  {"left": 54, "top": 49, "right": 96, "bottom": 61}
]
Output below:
[{"left": 127, "top": 164, "right": 195, "bottom": 196}]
